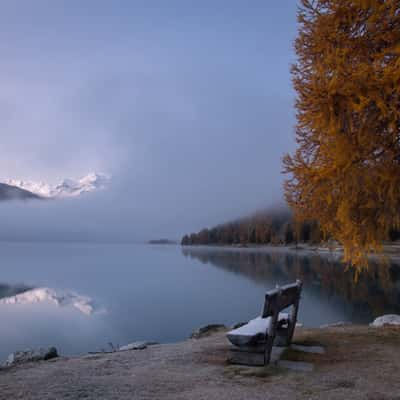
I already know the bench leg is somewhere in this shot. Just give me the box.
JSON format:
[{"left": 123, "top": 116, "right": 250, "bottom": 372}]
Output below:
[
  {"left": 287, "top": 296, "right": 301, "bottom": 345},
  {"left": 264, "top": 312, "right": 278, "bottom": 364}
]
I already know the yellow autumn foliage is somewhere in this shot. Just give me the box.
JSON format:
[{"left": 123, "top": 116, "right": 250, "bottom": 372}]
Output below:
[{"left": 284, "top": 0, "right": 400, "bottom": 268}]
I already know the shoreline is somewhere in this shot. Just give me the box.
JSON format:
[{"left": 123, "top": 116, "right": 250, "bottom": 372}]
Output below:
[
  {"left": 1, "top": 324, "right": 400, "bottom": 399},
  {"left": 181, "top": 242, "right": 400, "bottom": 262}
]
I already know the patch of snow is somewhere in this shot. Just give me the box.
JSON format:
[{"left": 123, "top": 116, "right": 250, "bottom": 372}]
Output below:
[
  {"left": 0, "top": 287, "right": 99, "bottom": 315},
  {"left": 227, "top": 313, "right": 288, "bottom": 346},
  {"left": 119, "top": 342, "right": 148, "bottom": 351},
  {"left": 370, "top": 314, "right": 400, "bottom": 327},
  {"left": 0, "top": 172, "right": 111, "bottom": 199},
  {"left": 228, "top": 313, "right": 289, "bottom": 336}
]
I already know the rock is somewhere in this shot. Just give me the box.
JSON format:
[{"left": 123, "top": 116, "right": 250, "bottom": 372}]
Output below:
[
  {"left": 320, "top": 321, "right": 352, "bottom": 328},
  {"left": 370, "top": 314, "right": 400, "bottom": 327},
  {"left": 119, "top": 341, "right": 148, "bottom": 351},
  {"left": 6, "top": 347, "right": 58, "bottom": 366},
  {"left": 191, "top": 324, "right": 227, "bottom": 339}
]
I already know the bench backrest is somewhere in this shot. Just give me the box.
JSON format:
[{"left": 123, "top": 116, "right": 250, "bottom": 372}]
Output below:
[{"left": 262, "top": 280, "right": 302, "bottom": 318}]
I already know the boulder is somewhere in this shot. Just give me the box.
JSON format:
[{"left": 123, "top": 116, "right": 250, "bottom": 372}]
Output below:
[
  {"left": 370, "top": 314, "right": 400, "bottom": 327},
  {"left": 191, "top": 324, "right": 227, "bottom": 339},
  {"left": 6, "top": 347, "right": 58, "bottom": 366}
]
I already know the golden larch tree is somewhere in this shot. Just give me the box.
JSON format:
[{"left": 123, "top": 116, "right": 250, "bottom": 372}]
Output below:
[{"left": 283, "top": 0, "right": 400, "bottom": 267}]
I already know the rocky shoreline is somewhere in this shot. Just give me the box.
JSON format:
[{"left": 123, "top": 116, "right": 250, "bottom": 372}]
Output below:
[
  {"left": 1, "top": 316, "right": 400, "bottom": 399},
  {"left": 3, "top": 314, "right": 400, "bottom": 368}
]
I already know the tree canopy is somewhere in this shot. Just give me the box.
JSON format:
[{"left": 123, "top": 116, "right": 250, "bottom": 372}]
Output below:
[{"left": 283, "top": 0, "right": 400, "bottom": 267}]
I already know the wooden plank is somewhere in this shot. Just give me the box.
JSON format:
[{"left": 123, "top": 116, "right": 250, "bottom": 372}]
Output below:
[
  {"left": 226, "top": 313, "right": 289, "bottom": 347},
  {"left": 264, "top": 311, "right": 279, "bottom": 364},
  {"left": 262, "top": 281, "right": 302, "bottom": 317},
  {"left": 228, "top": 348, "right": 265, "bottom": 366}
]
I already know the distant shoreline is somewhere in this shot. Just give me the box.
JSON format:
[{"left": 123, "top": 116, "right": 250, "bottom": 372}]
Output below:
[
  {"left": 148, "top": 239, "right": 178, "bottom": 245},
  {"left": 181, "top": 242, "right": 400, "bottom": 262}
]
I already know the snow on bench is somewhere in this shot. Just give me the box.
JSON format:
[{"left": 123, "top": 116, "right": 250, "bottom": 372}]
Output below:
[
  {"left": 227, "top": 313, "right": 289, "bottom": 347},
  {"left": 226, "top": 281, "right": 303, "bottom": 365}
]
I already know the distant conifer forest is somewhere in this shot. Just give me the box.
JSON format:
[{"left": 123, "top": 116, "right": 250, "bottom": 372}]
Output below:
[{"left": 181, "top": 207, "right": 400, "bottom": 247}]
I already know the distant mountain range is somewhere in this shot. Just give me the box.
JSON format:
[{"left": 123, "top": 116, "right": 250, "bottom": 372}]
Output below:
[
  {"left": 0, "top": 172, "right": 110, "bottom": 201},
  {"left": 0, "top": 183, "right": 42, "bottom": 201}
]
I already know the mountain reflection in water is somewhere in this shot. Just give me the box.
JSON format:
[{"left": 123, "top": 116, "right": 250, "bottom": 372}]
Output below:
[
  {"left": 0, "top": 286, "right": 98, "bottom": 315},
  {"left": 182, "top": 247, "right": 400, "bottom": 322}
]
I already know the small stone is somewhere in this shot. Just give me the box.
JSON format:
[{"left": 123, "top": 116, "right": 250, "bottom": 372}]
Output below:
[
  {"left": 43, "top": 347, "right": 58, "bottom": 360},
  {"left": 118, "top": 341, "right": 148, "bottom": 351}
]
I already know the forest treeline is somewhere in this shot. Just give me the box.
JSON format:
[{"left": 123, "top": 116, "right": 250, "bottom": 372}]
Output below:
[{"left": 181, "top": 207, "right": 400, "bottom": 247}]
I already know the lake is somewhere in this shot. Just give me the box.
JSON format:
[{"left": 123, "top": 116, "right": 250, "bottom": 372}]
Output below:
[{"left": 1, "top": 242, "right": 399, "bottom": 360}]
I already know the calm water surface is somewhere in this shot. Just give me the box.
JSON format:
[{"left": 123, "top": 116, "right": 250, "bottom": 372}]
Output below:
[{"left": 1, "top": 242, "right": 399, "bottom": 360}]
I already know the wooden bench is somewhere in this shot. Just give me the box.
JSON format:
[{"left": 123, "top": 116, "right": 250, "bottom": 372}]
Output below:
[{"left": 227, "top": 280, "right": 302, "bottom": 366}]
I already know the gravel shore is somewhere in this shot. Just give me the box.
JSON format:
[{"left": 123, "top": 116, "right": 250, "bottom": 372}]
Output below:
[{"left": 1, "top": 325, "right": 400, "bottom": 400}]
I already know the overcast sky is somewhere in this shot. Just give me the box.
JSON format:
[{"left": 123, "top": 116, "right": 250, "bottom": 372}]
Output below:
[{"left": 0, "top": 0, "right": 298, "bottom": 242}]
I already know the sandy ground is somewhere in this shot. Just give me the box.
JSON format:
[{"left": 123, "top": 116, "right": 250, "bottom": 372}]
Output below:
[{"left": 1, "top": 325, "right": 400, "bottom": 400}]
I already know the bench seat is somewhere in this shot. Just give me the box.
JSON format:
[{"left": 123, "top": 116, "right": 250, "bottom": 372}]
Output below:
[{"left": 227, "top": 313, "right": 289, "bottom": 347}]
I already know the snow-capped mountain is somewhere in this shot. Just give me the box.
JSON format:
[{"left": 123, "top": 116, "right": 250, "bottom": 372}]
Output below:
[
  {"left": 0, "top": 172, "right": 111, "bottom": 199},
  {"left": 0, "top": 183, "right": 42, "bottom": 201}
]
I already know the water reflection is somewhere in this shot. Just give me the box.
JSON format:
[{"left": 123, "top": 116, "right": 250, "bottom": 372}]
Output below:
[
  {"left": 0, "top": 284, "right": 107, "bottom": 360},
  {"left": 182, "top": 247, "right": 400, "bottom": 322},
  {"left": 0, "top": 286, "right": 100, "bottom": 315},
  {"left": 1, "top": 242, "right": 399, "bottom": 361}
]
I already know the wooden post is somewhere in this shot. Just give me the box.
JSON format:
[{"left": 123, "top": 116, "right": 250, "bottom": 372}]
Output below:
[
  {"left": 264, "top": 310, "right": 279, "bottom": 365},
  {"left": 264, "top": 286, "right": 282, "bottom": 365},
  {"left": 286, "top": 280, "right": 302, "bottom": 345}
]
